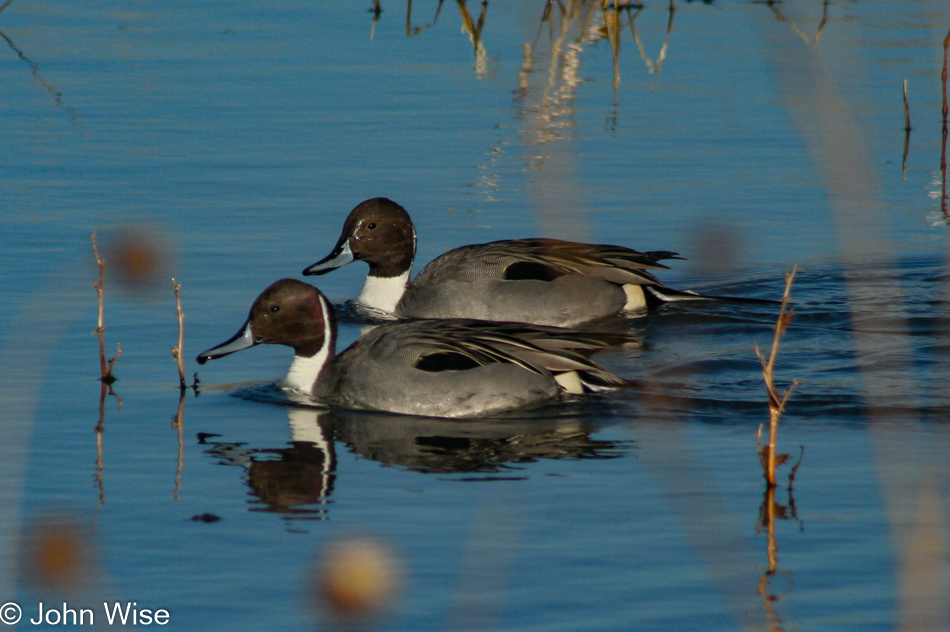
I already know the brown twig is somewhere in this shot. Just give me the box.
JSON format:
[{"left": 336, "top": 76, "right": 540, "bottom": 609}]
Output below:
[
  {"left": 755, "top": 267, "right": 799, "bottom": 488},
  {"left": 171, "top": 278, "right": 187, "bottom": 389},
  {"left": 91, "top": 233, "right": 120, "bottom": 383}
]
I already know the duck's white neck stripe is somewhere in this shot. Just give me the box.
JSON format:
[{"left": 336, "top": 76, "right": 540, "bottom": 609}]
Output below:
[
  {"left": 281, "top": 294, "right": 334, "bottom": 395},
  {"left": 287, "top": 408, "right": 331, "bottom": 450},
  {"left": 286, "top": 408, "right": 333, "bottom": 502},
  {"left": 358, "top": 269, "right": 410, "bottom": 314}
]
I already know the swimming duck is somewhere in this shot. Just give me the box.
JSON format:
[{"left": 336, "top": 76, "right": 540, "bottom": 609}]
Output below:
[
  {"left": 303, "top": 197, "right": 739, "bottom": 328},
  {"left": 196, "top": 278, "right": 635, "bottom": 418}
]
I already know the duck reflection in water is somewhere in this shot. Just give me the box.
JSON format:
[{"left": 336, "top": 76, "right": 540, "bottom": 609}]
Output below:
[
  {"left": 201, "top": 407, "right": 336, "bottom": 520},
  {"left": 330, "top": 406, "right": 627, "bottom": 475},
  {"left": 201, "top": 400, "right": 628, "bottom": 518}
]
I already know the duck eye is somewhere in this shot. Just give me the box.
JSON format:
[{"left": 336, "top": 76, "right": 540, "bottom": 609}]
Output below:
[
  {"left": 367, "top": 222, "right": 377, "bottom": 230},
  {"left": 270, "top": 305, "right": 281, "bottom": 313}
]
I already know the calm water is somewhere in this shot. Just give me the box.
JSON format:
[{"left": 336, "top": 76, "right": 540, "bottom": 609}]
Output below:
[{"left": 3, "top": 0, "right": 950, "bottom": 630}]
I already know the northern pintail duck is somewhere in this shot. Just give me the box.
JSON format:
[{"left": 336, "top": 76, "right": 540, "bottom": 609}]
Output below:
[
  {"left": 197, "top": 279, "right": 634, "bottom": 418},
  {"left": 303, "top": 198, "right": 738, "bottom": 328}
]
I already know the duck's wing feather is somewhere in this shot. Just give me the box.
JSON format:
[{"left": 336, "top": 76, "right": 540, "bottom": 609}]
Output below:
[
  {"left": 415, "top": 238, "right": 681, "bottom": 287},
  {"left": 358, "top": 320, "right": 634, "bottom": 393}
]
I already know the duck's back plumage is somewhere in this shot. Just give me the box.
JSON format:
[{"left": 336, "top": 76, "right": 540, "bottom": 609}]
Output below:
[
  {"left": 314, "top": 318, "right": 632, "bottom": 418},
  {"left": 397, "top": 239, "right": 680, "bottom": 327}
]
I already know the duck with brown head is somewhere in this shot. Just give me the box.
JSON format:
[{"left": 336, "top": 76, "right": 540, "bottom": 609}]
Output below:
[
  {"left": 304, "top": 198, "right": 767, "bottom": 328},
  {"left": 197, "top": 279, "right": 636, "bottom": 418}
]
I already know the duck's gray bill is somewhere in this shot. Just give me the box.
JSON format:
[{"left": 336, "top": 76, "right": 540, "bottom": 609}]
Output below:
[
  {"left": 196, "top": 319, "right": 257, "bottom": 364},
  {"left": 302, "top": 239, "right": 354, "bottom": 276}
]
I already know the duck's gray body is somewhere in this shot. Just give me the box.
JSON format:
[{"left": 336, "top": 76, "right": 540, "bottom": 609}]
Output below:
[
  {"left": 397, "top": 241, "right": 637, "bottom": 327},
  {"left": 197, "top": 279, "right": 634, "bottom": 418},
  {"left": 303, "top": 198, "right": 685, "bottom": 328},
  {"left": 316, "top": 324, "right": 561, "bottom": 417}
]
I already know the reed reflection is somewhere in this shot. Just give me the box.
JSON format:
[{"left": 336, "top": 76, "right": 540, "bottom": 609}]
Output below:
[
  {"left": 93, "top": 381, "right": 122, "bottom": 511},
  {"left": 765, "top": 0, "right": 829, "bottom": 45},
  {"left": 404, "top": 0, "right": 445, "bottom": 38},
  {"left": 170, "top": 391, "right": 186, "bottom": 501},
  {"left": 756, "top": 458, "right": 803, "bottom": 632}
]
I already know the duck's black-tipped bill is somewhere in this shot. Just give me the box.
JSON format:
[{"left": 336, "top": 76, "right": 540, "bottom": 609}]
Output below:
[
  {"left": 196, "top": 319, "right": 257, "bottom": 364},
  {"left": 303, "top": 238, "right": 355, "bottom": 276}
]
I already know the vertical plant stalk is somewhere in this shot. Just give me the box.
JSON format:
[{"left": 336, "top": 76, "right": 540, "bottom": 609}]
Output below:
[
  {"left": 91, "top": 232, "right": 121, "bottom": 382},
  {"left": 903, "top": 79, "right": 912, "bottom": 131},
  {"left": 943, "top": 27, "right": 949, "bottom": 124},
  {"left": 171, "top": 279, "right": 186, "bottom": 389},
  {"left": 756, "top": 485, "right": 780, "bottom": 627},
  {"left": 603, "top": 3, "right": 620, "bottom": 94},
  {"left": 94, "top": 383, "right": 107, "bottom": 509},
  {"left": 755, "top": 266, "right": 799, "bottom": 488},
  {"left": 941, "top": 28, "right": 949, "bottom": 218},
  {"left": 369, "top": 0, "right": 382, "bottom": 40},
  {"left": 456, "top": 0, "right": 488, "bottom": 75},
  {"left": 171, "top": 390, "right": 186, "bottom": 500},
  {"left": 94, "top": 368, "right": 122, "bottom": 513},
  {"left": 903, "top": 79, "right": 912, "bottom": 181}
]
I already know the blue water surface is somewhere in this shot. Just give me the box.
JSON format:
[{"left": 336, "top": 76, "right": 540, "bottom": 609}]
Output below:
[{"left": 2, "top": 1, "right": 950, "bottom": 630}]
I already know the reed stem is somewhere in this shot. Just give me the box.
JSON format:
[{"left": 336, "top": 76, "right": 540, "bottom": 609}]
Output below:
[
  {"left": 171, "top": 279, "right": 186, "bottom": 389},
  {"left": 91, "top": 233, "right": 120, "bottom": 383},
  {"left": 756, "top": 267, "right": 799, "bottom": 487}
]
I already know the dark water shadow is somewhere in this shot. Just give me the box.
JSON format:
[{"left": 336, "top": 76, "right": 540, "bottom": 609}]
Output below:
[{"left": 198, "top": 396, "right": 632, "bottom": 524}]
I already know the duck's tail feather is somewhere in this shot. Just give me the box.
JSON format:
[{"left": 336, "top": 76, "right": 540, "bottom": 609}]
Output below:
[
  {"left": 644, "top": 285, "right": 779, "bottom": 306},
  {"left": 575, "top": 369, "right": 633, "bottom": 393}
]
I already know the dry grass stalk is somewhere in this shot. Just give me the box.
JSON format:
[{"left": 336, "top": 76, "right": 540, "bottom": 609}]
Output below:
[
  {"left": 91, "top": 232, "right": 121, "bottom": 383},
  {"left": 171, "top": 278, "right": 187, "bottom": 389},
  {"left": 755, "top": 266, "right": 799, "bottom": 488},
  {"left": 903, "top": 79, "right": 912, "bottom": 131},
  {"left": 0, "top": 0, "right": 15, "bottom": 17},
  {"left": 943, "top": 28, "right": 949, "bottom": 124}
]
